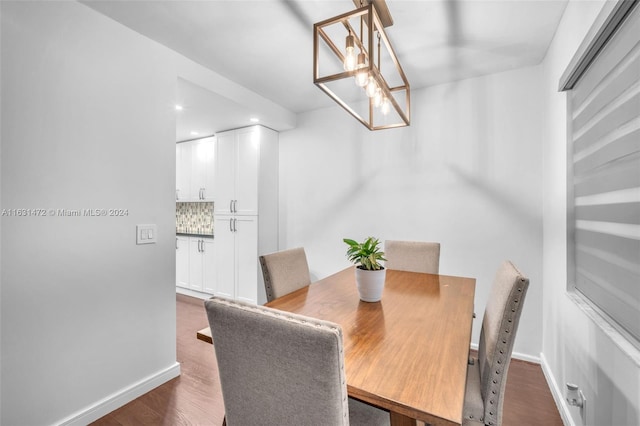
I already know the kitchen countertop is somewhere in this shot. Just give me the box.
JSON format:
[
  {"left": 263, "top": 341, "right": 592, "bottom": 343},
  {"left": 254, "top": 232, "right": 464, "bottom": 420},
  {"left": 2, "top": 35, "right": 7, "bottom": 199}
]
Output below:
[{"left": 176, "top": 232, "right": 214, "bottom": 239}]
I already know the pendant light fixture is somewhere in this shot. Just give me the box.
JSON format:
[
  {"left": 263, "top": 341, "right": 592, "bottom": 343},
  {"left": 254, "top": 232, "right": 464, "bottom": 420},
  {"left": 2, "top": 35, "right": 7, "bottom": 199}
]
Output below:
[{"left": 313, "top": 0, "right": 410, "bottom": 130}]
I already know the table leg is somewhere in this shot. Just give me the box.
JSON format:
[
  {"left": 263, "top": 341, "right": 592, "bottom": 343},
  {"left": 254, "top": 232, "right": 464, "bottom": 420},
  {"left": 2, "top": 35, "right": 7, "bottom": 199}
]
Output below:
[{"left": 390, "top": 411, "right": 417, "bottom": 426}]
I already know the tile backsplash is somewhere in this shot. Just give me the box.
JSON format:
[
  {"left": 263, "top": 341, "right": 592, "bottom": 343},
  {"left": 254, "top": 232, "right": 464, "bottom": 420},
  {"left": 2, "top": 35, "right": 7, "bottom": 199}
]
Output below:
[{"left": 176, "top": 202, "right": 214, "bottom": 235}]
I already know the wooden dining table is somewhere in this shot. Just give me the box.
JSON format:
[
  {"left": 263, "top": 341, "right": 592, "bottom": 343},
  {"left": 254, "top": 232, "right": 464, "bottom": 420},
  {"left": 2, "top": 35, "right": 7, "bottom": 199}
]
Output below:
[
  {"left": 267, "top": 267, "right": 475, "bottom": 426},
  {"left": 198, "top": 266, "right": 476, "bottom": 426}
]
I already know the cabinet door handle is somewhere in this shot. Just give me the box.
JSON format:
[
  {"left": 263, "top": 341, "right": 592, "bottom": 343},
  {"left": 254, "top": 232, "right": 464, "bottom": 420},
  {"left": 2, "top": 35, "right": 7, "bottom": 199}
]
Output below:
[
  {"left": 201, "top": 188, "right": 205, "bottom": 200},
  {"left": 229, "top": 200, "right": 233, "bottom": 213},
  {"left": 176, "top": 237, "right": 178, "bottom": 250},
  {"left": 233, "top": 199, "right": 237, "bottom": 213},
  {"left": 233, "top": 218, "right": 237, "bottom": 232},
  {"left": 199, "top": 239, "right": 203, "bottom": 252},
  {"left": 176, "top": 189, "right": 179, "bottom": 200},
  {"left": 229, "top": 218, "right": 233, "bottom": 232}
]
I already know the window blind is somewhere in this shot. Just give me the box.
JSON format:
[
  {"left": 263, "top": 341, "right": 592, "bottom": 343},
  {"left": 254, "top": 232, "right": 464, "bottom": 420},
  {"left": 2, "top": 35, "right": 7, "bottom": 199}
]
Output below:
[{"left": 569, "top": 3, "right": 640, "bottom": 342}]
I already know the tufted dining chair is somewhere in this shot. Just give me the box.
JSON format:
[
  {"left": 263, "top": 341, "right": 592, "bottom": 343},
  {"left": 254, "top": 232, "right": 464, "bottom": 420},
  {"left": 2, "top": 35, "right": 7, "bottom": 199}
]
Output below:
[
  {"left": 463, "top": 260, "right": 530, "bottom": 426},
  {"left": 260, "top": 247, "right": 312, "bottom": 302},
  {"left": 384, "top": 240, "right": 441, "bottom": 274},
  {"left": 205, "top": 296, "right": 390, "bottom": 426}
]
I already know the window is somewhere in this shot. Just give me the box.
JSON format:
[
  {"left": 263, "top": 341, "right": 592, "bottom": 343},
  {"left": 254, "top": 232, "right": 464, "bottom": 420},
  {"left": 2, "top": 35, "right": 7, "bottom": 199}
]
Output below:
[{"left": 560, "top": 0, "right": 640, "bottom": 345}]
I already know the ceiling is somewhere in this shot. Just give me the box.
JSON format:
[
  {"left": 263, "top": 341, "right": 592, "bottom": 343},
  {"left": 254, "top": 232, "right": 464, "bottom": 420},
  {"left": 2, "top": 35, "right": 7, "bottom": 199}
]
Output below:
[
  {"left": 174, "top": 78, "right": 263, "bottom": 142},
  {"left": 83, "top": 0, "right": 568, "bottom": 139}
]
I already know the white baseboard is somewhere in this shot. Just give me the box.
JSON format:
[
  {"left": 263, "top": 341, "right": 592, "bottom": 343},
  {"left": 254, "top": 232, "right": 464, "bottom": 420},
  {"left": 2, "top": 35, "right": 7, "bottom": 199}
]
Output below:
[
  {"left": 470, "top": 342, "right": 541, "bottom": 364},
  {"left": 540, "top": 352, "right": 575, "bottom": 426},
  {"left": 57, "top": 362, "right": 181, "bottom": 426},
  {"left": 176, "top": 286, "right": 212, "bottom": 300}
]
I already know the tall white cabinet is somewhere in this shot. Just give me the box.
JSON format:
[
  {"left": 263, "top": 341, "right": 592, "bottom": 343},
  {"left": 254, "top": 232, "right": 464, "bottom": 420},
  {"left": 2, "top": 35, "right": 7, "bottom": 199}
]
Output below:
[
  {"left": 212, "top": 126, "right": 278, "bottom": 304},
  {"left": 213, "top": 215, "right": 258, "bottom": 303},
  {"left": 214, "top": 127, "right": 260, "bottom": 216}
]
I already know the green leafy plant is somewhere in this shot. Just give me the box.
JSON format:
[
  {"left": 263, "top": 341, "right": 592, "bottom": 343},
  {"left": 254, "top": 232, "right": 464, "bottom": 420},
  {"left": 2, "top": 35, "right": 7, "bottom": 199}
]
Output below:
[{"left": 343, "top": 237, "right": 386, "bottom": 271}]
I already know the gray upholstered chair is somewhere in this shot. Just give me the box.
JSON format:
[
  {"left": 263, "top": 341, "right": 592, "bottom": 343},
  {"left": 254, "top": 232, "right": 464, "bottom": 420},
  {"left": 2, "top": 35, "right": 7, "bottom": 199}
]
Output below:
[
  {"left": 384, "top": 240, "right": 441, "bottom": 274},
  {"left": 259, "top": 247, "right": 311, "bottom": 302},
  {"left": 205, "top": 296, "right": 390, "bottom": 426},
  {"left": 463, "top": 261, "right": 530, "bottom": 426}
]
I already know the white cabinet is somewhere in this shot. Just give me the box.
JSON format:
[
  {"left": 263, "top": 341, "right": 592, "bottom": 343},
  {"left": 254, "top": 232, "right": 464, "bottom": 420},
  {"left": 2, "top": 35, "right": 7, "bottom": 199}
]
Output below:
[
  {"left": 213, "top": 216, "right": 258, "bottom": 303},
  {"left": 176, "top": 235, "right": 215, "bottom": 294},
  {"left": 214, "top": 131, "right": 236, "bottom": 213},
  {"left": 214, "top": 127, "right": 266, "bottom": 215},
  {"left": 201, "top": 239, "right": 216, "bottom": 294},
  {"left": 212, "top": 217, "right": 235, "bottom": 299},
  {"left": 176, "top": 137, "right": 215, "bottom": 202},
  {"left": 176, "top": 236, "right": 190, "bottom": 289},
  {"left": 235, "top": 217, "right": 259, "bottom": 303},
  {"left": 190, "top": 137, "right": 215, "bottom": 201},
  {"left": 188, "top": 239, "right": 204, "bottom": 291},
  {"left": 212, "top": 125, "right": 279, "bottom": 305},
  {"left": 176, "top": 143, "right": 191, "bottom": 201},
  {"left": 188, "top": 237, "right": 215, "bottom": 293}
]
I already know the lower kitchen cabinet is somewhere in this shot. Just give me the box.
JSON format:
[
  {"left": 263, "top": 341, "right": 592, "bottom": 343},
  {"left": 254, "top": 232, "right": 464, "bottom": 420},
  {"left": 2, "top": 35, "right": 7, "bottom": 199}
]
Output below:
[
  {"left": 176, "top": 235, "right": 215, "bottom": 294},
  {"left": 176, "top": 236, "right": 190, "bottom": 289},
  {"left": 213, "top": 215, "right": 258, "bottom": 303}
]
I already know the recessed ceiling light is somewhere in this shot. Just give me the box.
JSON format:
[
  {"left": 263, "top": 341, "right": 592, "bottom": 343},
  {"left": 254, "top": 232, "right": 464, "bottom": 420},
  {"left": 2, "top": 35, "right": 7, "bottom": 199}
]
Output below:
[
  {"left": 175, "top": 105, "right": 183, "bottom": 111},
  {"left": 250, "top": 117, "right": 260, "bottom": 123},
  {"left": 190, "top": 131, "right": 199, "bottom": 136}
]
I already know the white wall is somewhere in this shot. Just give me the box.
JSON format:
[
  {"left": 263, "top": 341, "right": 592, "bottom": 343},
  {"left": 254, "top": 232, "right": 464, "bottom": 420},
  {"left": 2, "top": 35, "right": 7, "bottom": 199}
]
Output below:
[
  {"left": 279, "top": 66, "right": 544, "bottom": 358},
  {"left": 540, "top": 1, "right": 640, "bottom": 425},
  {"left": 0, "top": 3, "right": 178, "bottom": 424},
  {"left": 1, "top": 2, "right": 295, "bottom": 424}
]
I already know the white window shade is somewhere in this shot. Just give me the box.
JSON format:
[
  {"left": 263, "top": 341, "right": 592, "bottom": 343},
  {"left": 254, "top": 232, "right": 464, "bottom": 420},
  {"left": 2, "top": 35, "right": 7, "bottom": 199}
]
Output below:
[{"left": 565, "top": 2, "right": 640, "bottom": 343}]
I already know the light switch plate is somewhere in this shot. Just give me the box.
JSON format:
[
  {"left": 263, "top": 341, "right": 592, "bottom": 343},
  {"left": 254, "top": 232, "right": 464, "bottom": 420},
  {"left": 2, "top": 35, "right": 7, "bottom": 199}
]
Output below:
[{"left": 136, "top": 224, "right": 157, "bottom": 245}]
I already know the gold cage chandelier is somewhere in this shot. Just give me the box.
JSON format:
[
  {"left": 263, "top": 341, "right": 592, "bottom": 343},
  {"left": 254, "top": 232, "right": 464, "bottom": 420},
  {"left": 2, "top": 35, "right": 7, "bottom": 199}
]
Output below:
[{"left": 313, "top": 1, "right": 410, "bottom": 130}]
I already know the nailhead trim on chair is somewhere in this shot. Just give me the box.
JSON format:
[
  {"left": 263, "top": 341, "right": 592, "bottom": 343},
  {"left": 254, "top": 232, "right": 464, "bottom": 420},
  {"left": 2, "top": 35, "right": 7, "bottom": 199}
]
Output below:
[
  {"left": 259, "top": 256, "right": 275, "bottom": 301},
  {"left": 482, "top": 278, "right": 527, "bottom": 426}
]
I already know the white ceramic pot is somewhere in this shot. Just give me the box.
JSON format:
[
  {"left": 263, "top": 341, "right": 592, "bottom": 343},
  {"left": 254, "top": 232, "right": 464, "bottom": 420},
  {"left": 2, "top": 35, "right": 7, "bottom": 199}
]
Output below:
[{"left": 355, "top": 267, "right": 386, "bottom": 302}]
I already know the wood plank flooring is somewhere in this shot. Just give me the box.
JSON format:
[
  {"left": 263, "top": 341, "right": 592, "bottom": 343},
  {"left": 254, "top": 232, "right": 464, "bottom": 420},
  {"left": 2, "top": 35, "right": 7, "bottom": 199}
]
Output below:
[{"left": 92, "top": 294, "right": 563, "bottom": 426}]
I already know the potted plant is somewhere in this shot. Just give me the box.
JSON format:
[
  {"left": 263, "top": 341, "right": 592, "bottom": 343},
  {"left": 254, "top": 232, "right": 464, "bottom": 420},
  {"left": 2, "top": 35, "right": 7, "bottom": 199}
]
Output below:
[{"left": 343, "top": 237, "right": 387, "bottom": 302}]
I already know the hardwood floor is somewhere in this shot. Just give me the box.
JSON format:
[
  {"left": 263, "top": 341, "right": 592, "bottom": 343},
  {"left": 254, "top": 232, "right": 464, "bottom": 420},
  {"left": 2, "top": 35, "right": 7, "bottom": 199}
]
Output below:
[
  {"left": 92, "top": 294, "right": 562, "bottom": 426},
  {"left": 92, "top": 294, "right": 225, "bottom": 426}
]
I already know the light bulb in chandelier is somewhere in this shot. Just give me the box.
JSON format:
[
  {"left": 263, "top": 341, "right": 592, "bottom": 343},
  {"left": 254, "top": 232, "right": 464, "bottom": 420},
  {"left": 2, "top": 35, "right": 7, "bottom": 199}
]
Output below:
[
  {"left": 374, "top": 88, "right": 382, "bottom": 107},
  {"left": 344, "top": 34, "right": 356, "bottom": 71},
  {"left": 366, "top": 76, "right": 377, "bottom": 98},
  {"left": 381, "top": 97, "right": 391, "bottom": 115},
  {"left": 354, "top": 53, "right": 368, "bottom": 87}
]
